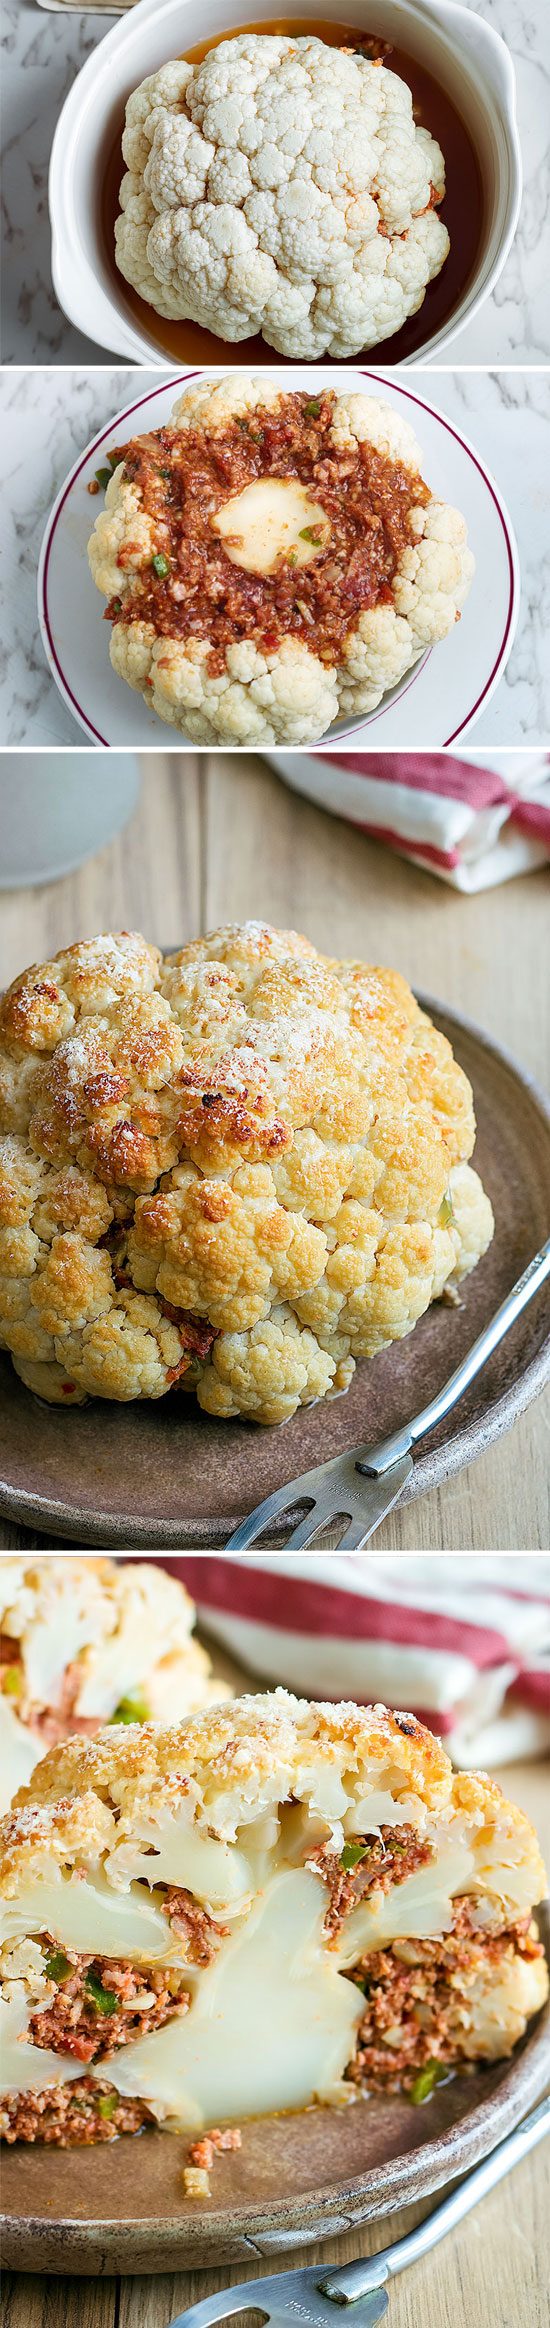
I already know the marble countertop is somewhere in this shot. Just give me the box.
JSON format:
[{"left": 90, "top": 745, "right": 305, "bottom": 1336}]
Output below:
[
  {"left": 1, "top": 366, "right": 548, "bottom": 747},
  {"left": 2, "top": 0, "right": 550, "bottom": 366}
]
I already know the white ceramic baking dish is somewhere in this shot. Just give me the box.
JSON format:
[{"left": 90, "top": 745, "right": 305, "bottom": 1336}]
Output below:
[{"left": 49, "top": 0, "right": 522, "bottom": 366}]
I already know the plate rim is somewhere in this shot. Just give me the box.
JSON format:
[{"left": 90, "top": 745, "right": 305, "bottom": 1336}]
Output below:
[
  {"left": 36, "top": 368, "right": 519, "bottom": 752},
  {"left": 0, "top": 993, "right": 548, "bottom": 1548},
  {"left": 2, "top": 1905, "right": 549, "bottom": 2270}
]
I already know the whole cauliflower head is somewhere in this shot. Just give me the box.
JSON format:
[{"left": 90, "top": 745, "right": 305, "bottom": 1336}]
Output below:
[
  {"left": 115, "top": 36, "right": 450, "bottom": 358},
  {"left": 0, "top": 923, "right": 494, "bottom": 1425},
  {"left": 87, "top": 375, "right": 474, "bottom": 747}
]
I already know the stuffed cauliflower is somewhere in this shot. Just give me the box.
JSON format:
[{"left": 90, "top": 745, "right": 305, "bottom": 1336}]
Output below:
[
  {"left": 0, "top": 920, "right": 494, "bottom": 1425},
  {"left": 115, "top": 35, "right": 450, "bottom": 358},
  {"left": 87, "top": 375, "right": 474, "bottom": 747},
  {"left": 1, "top": 1697, "right": 546, "bottom": 2144}
]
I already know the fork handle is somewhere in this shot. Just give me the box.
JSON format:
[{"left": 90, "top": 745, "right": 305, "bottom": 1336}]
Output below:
[
  {"left": 358, "top": 1236, "right": 550, "bottom": 1478},
  {"left": 321, "top": 2093, "right": 550, "bottom": 2301}
]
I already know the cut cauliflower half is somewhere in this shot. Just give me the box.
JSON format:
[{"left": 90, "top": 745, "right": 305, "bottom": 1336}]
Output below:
[
  {"left": 87, "top": 375, "right": 474, "bottom": 747},
  {"left": 0, "top": 922, "right": 494, "bottom": 1424},
  {"left": 0, "top": 1697, "right": 546, "bottom": 2145},
  {"left": 115, "top": 36, "right": 450, "bottom": 358},
  {"left": 0, "top": 1557, "right": 228, "bottom": 1815}
]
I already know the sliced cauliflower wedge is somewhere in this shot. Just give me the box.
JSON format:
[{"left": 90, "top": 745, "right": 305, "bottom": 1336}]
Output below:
[
  {"left": 0, "top": 921, "right": 494, "bottom": 1424},
  {"left": 0, "top": 1698, "right": 547, "bottom": 2145},
  {"left": 87, "top": 374, "right": 474, "bottom": 747},
  {"left": 115, "top": 36, "right": 450, "bottom": 358}
]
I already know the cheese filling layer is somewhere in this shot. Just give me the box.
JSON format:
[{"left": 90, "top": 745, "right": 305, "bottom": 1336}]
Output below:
[
  {"left": 212, "top": 478, "right": 331, "bottom": 573},
  {"left": 1, "top": 1827, "right": 475, "bottom": 2129}
]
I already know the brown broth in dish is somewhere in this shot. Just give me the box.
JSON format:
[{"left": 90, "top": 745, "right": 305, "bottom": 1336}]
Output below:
[{"left": 101, "top": 16, "right": 484, "bottom": 366}]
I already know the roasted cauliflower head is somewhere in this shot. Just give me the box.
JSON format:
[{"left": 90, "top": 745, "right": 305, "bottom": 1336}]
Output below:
[
  {"left": 115, "top": 36, "right": 450, "bottom": 359},
  {"left": 87, "top": 375, "right": 474, "bottom": 747},
  {"left": 0, "top": 921, "right": 494, "bottom": 1424}
]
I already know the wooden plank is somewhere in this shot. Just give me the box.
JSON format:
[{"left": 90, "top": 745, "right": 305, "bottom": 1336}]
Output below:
[
  {"left": 2, "top": 2278, "right": 117, "bottom": 2328},
  {"left": 0, "top": 756, "right": 203, "bottom": 986},
  {"left": 116, "top": 2150, "right": 548, "bottom": 2328},
  {"left": 202, "top": 755, "right": 549, "bottom": 1083}
]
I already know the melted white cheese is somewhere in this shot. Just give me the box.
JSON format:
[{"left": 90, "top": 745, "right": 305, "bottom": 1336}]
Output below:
[
  {"left": 212, "top": 478, "right": 330, "bottom": 574},
  {"left": 344, "top": 1792, "right": 425, "bottom": 1835},
  {"left": 0, "top": 1697, "right": 40, "bottom": 1817},
  {"left": 0, "top": 1815, "right": 487, "bottom": 2129},
  {"left": 105, "top": 1820, "right": 255, "bottom": 1911},
  {"left": 0, "top": 1870, "right": 176, "bottom": 1959},
  {"left": 100, "top": 1869, "right": 363, "bottom": 2129}
]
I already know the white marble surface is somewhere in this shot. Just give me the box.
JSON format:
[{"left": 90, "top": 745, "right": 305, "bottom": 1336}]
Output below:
[
  {"left": 1, "top": 0, "right": 549, "bottom": 365},
  {"left": 0, "top": 366, "right": 548, "bottom": 747}
]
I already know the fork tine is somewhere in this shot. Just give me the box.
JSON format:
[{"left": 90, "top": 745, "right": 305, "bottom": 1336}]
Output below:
[
  {"left": 276, "top": 1502, "right": 322, "bottom": 1550},
  {"left": 167, "top": 2282, "right": 263, "bottom": 2328},
  {"left": 333, "top": 1514, "right": 370, "bottom": 1549},
  {"left": 224, "top": 1463, "right": 328, "bottom": 1550},
  {"left": 223, "top": 1484, "right": 302, "bottom": 1549}
]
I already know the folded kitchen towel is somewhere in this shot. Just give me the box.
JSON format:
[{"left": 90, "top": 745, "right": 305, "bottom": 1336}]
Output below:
[
  {"left": 161, "top": 1556, "right": 550, "bottom": 1768},
  {"left": 265, "top": 750, "right": 550, "bottom": 890}
]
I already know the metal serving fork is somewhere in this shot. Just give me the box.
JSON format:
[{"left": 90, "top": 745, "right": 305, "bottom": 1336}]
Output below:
[
  {"left": 225, "top": 1237, "right": 550, "bottom": 1550},
  {"left": 169, "top": 2095, "right": 550, "bottom": 2328}
]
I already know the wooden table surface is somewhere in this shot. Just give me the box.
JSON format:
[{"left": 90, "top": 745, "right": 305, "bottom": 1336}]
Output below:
[
  {"left": 0, "top": 750, "right": 548, "bottom": 1550},
  {"left": 3, "top": 1748, "right": 549, "bottom": 2328}
]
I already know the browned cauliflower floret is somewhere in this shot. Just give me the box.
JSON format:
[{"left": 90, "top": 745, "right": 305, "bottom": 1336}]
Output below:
[
  {"left": 87, "top": 376, "right": 474, "bottom": 748},
  {"left": 0, "top": 924, "right": 494, "bottom": 1422}
]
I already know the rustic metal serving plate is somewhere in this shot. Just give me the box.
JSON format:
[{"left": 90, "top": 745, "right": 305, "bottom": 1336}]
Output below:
[
  {"left": 0, "top": 1000, "right": 548, "bottom": 1548},
  {"left": 2, "top": 1904, "right": 549, "bottom": 2276}
]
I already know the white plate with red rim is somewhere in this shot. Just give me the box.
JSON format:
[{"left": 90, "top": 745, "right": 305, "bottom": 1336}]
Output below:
[{"left": 37, "top": 367, "right": 520, "bottom": 752}]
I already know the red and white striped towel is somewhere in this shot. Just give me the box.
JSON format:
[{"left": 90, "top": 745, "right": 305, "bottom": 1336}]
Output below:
[
  {"left": 266, "top": 751, "right": 550, "bottom": 890},
  {"left": 162, "top": 1556, "right": 550, "bottom": 1768}
]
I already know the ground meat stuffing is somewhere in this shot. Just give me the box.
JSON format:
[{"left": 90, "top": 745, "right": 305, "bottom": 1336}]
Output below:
[
  {"left": 29, "top": 1939, "right": 190, "bottom": 2063},
  {"left": 161, "top": 1887, "right": 229, "bottom": 1966},
  {"left": 183, "top": 2125, "right": 242, "bottom": 2200},
  {"left": 311, "top": 1826, "right": 434, "bottom": 1944},
  {"left": 187, "top": 2125, "right": 242, "bottom": 2171},
  {"left": 106, "top": 391, "right": 429, "bottom": 671},
  {"left": 29, "top": 1665, "right": 102, "bottom": 1746},
  {"left": 347, "top": 1910, "right": 545, "bottom": 2092},
  {"left": 98, "top": 1226, "right": 217, "bottom": 1386},
  {"left": 1, "top": 2078, "right": 155, "bottom": 2146}
]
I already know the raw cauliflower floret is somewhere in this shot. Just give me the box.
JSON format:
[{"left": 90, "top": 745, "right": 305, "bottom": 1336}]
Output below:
[
  {"left": 111, "top": 634, "right": 340, "bottom": 748},
  {"left": 115, "top": 35, "right": 450, "bottom": 357},
  {"left": 87, "top": 374, "right": 474, "bottom": 748},
  {"left": 0, "top": 923, "right": 494, "bottom": 1424}
]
